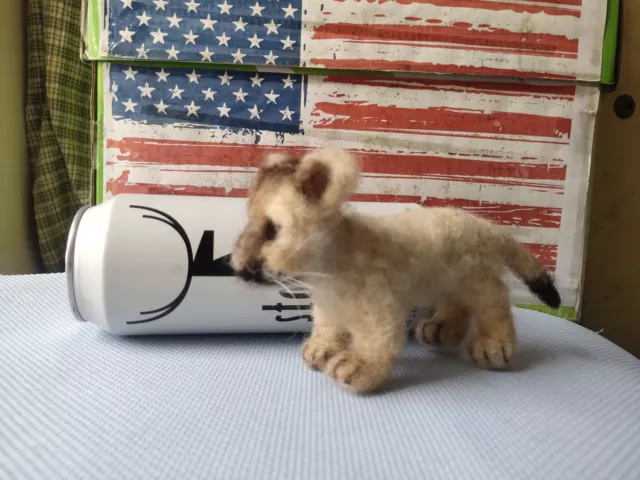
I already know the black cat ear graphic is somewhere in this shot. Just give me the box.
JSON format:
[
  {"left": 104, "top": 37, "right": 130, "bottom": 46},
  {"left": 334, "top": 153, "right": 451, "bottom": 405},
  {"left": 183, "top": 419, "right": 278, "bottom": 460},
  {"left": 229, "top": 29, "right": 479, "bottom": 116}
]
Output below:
[
  {"left": 192, "top": 230, "right": 235, "bottom": 277},
  {"left": 127, "top": 205, "right": 234, "bottom": 325}
]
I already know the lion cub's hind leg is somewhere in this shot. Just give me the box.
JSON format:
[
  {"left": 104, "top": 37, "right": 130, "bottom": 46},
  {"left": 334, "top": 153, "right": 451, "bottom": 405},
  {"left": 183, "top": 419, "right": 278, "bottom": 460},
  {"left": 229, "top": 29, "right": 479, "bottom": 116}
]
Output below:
[
  {"left": 415, "top": 297, "right": 471, "bottom": 349},
  {"left": 458, "top": 270, "right": 517, "bottom": 370}
]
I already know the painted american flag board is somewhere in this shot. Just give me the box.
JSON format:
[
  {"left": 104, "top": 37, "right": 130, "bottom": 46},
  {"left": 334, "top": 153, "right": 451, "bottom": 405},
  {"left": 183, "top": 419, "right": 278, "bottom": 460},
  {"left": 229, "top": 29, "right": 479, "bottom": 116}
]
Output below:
[
  {"left": 99, "top": 62, "right": 599, "bottom": 313},
  {"left": 87, "top": 0, "right": 610, "bottom": 81}
]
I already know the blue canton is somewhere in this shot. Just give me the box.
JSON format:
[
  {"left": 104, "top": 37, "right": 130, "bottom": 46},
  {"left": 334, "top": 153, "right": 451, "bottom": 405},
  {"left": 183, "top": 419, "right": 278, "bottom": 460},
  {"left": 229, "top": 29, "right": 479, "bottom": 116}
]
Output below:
[
  {"left": 108, "top": 0, "right": 302, "bottom": 66},
  {"left": 110, "top": 63, "right": 303, "bottom": 134}
]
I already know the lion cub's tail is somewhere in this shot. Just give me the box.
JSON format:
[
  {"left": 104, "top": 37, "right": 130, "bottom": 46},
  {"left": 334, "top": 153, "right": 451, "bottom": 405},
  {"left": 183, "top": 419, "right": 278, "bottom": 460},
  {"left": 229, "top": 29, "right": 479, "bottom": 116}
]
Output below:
[{"left": 501, "top": 235, "right": 561, "bottom": 309}]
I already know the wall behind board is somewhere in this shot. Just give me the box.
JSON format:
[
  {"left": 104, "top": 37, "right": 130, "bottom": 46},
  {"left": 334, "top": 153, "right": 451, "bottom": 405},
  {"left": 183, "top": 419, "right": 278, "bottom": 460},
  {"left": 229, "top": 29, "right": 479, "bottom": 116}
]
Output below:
[
  {"left": 582, "top": 0, "right": 640, "bottom": 357},
  {"left": 0, "top": 0, "right": 38, "bottom": 274}
]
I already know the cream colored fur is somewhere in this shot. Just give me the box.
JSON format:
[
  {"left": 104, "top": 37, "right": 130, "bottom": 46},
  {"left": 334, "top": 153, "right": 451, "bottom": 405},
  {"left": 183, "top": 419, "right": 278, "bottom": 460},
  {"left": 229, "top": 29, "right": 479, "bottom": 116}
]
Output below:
[{"left": 231, "top": 149, "right": 559, "bottom": 394}]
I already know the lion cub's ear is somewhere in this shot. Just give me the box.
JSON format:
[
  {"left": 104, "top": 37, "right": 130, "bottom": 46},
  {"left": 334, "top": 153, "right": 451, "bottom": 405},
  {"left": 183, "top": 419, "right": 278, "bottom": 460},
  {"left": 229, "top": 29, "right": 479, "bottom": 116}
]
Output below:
[
  {"left": 295, "top": 149, "right": 360, "bottom": 211},
  {"left": 261, "top": 153, "right": 298, "bottom": 170},
  {"left": 253, "top": 153, "right": 301, "bottom": 193}
]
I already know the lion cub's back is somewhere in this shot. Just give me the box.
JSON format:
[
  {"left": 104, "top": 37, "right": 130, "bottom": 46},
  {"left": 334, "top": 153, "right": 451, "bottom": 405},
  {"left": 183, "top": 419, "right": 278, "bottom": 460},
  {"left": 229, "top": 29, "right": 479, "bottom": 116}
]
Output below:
[{"left": 382, "top": 206, "right": 483, "bottom": 243}]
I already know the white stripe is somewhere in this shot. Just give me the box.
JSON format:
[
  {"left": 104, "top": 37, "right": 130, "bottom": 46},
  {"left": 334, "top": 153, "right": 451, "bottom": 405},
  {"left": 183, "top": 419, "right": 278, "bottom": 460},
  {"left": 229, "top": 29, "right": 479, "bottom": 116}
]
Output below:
[
  {"left": 575, "top": 0, "right": 608, "bottom": 84},
  {"left": 100, "top": 0, "right": 109, "bottom": 56},
  {"left": 503, "top": 225, "right": 558, "bottom": 246},
  {"left": 357, "top": 174, "right": 562, "bottom": 208},
  {"left": 370, "top": 41, "right": 561, "bottom": 57},
  {"left": 301, "top": 40, "right": 581, "bottom": 78},
  {"left": 482, "top": 0, "right": 579, "bottom": 11},
  {"left": 104, "top": 164, "right": 566, "bottom": 209},
  {"left": 361, "top": 172, "right": 562, "bottom": 191}
]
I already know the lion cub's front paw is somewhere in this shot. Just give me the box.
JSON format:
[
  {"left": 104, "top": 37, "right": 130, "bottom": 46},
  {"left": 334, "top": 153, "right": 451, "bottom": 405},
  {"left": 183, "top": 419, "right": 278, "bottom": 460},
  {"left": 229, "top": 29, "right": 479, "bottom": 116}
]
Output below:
[
  {"left": 325, "top": 351, "right": 389, "bottom": 394},
  {"left": 463, "top": 331, "right": 516, "bottom": 370},
  {"left": 302, "top": 337, "right": 346, "bottom": 371}
]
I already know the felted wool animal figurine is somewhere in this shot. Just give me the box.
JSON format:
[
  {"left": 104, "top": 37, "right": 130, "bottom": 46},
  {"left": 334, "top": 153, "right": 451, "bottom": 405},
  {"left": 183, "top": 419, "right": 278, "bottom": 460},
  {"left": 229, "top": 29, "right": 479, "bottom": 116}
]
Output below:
[{"left": 231, "top": 148, "right": 560, "bottom": 393}]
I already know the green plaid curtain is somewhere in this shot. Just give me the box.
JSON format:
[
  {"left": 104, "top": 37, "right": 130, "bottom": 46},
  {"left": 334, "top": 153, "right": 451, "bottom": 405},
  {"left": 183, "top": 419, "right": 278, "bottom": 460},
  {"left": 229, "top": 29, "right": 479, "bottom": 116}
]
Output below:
[{"left": 26, "top": 0, "right": 93, "bottom": 272}]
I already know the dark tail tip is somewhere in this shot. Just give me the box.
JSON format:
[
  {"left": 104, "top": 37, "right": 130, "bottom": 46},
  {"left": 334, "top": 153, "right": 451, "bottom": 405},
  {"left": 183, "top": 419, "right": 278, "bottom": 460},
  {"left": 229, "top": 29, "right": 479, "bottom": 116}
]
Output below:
[{"left": 525, "top": 273, "right": 561, "bottom": 309}]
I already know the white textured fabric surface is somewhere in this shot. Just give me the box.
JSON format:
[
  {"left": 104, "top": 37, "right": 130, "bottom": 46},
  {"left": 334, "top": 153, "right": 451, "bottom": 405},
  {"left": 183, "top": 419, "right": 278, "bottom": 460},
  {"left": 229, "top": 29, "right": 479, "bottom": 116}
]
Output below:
[{"left": 1, "top": 274, "right": 640, "bottom": 480}]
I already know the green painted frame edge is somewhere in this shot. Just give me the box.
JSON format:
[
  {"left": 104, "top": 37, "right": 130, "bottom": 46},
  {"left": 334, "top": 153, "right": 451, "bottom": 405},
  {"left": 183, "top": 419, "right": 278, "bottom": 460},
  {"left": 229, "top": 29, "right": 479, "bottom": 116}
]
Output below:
[
  {"left": 516, "top": 305, "right": 577, "bottom": 321},
  {"left": 600, "top": 0, "right": 620, "bottom": 85},
  {"left": 85, "top": 0, "right": 102, "bottom": 59},
  {"left": 96, "top": 62, "right": 105, "bottom": 205}
]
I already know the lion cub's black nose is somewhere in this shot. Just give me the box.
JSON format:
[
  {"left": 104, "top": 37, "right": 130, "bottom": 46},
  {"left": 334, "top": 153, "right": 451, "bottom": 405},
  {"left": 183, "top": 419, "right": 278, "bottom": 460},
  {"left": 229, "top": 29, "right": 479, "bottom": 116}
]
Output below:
[{"left": 237, "top": 259, "right": 265, "bottom": 283}]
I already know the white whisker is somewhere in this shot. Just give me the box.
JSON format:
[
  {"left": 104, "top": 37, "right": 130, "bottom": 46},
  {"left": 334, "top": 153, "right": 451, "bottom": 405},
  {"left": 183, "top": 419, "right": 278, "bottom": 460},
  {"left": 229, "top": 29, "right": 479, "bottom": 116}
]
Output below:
[
  {"left": 282, "top": 276, "right": 312, "bottom": 291},
  {"left": 280, "top": 276, "right": 301, "bottom": 287},
  {"left": 296, "top": 271, "right": 332, "bottom": 278},
  {"left": 270, "top": 275, "right": 298, "bottom": 301}
]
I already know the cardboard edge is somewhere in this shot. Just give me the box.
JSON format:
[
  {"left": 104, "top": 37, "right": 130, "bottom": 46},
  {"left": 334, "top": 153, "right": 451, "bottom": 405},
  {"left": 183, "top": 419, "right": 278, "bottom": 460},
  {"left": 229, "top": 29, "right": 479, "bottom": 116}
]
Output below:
[
  {"left": 96, "top": 62, "right": 105, "bottom": 205},
  {"left": 89, "top": 62, "right": 97, "bottom": 206},
  {"left": 78, "top": 59, "right": 596, "bottom": 86},
  {"left": 83, "top": 0, "right": 103, "bottom": 60},
  {"left": 83, "top": 55, "right": 600, "bottom": 82},
  {"left": 78, "top": 58, "right": 401, "bottom": 79},
  {"left": 572, "top": 93, "right": 601, "bottom": 323}
]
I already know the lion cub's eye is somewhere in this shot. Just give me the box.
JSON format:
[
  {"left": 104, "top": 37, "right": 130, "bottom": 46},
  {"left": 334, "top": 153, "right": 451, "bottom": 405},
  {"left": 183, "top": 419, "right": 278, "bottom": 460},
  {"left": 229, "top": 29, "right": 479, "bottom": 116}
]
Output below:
[{"left": 264, "top": 219, "right": 279, "bottom": 242}]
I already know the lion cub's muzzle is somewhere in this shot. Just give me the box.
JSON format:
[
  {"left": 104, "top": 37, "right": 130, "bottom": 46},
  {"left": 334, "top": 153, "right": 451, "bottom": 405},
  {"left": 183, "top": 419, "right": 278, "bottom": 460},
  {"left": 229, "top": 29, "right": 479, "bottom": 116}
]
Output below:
[{"left": 235, "top": 259, "right": 274, "bottom": 286}]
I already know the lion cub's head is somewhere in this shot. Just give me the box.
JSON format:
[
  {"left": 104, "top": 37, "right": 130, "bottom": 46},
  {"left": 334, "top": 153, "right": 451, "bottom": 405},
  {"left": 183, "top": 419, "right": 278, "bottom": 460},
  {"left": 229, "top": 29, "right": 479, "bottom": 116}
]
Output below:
[{"left": 231, "top": 148, "right": 360, "bottom": 284}]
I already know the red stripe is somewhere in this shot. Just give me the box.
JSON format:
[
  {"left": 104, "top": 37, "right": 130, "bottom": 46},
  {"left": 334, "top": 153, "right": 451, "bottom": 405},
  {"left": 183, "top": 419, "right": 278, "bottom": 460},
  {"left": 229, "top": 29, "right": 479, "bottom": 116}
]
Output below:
[
  {"left": 358, "top": 152, "right": 567, "bottom": 181},
  {"left": 105, "top": 141, "right": 315, "bottom": 167},
  {"left": 330, "top": 0, "right": 581, "bottom": 17},
  {"left": 106, "top": 139, "right": 566, "bottom": 184},
  {"left": 522, "top": 243, "right": 558, "bottom": 270},
  {"left": 106, "top": 171, "right": 251, "bottom": 197},
  {"left": 309, "top": 58, "right": 576, "bottom": 80},
  {"left": 105, "top": 139, "right": 292, "bottom": 167},
  {"left": 323, "top": 75, "right": 577, "bottom": 99},
  {"left": 352, "top": 193, "right": 561, "bottom": 228},
  {"left": 518, "top": 0, "right": 580, "bottom": 6},
  {"left": 312, "top": 23, "right": 578, "bottom": 55},
  {"left": 310, "top": 102, "right": 572, "bottom": 139}
]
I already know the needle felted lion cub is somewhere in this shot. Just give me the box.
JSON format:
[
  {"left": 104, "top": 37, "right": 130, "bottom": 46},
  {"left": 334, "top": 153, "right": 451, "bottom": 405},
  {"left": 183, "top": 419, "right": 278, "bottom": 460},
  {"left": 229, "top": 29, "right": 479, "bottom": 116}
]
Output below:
[{"left": 231, "top": 148, "right": 561, "bottom": 394}]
